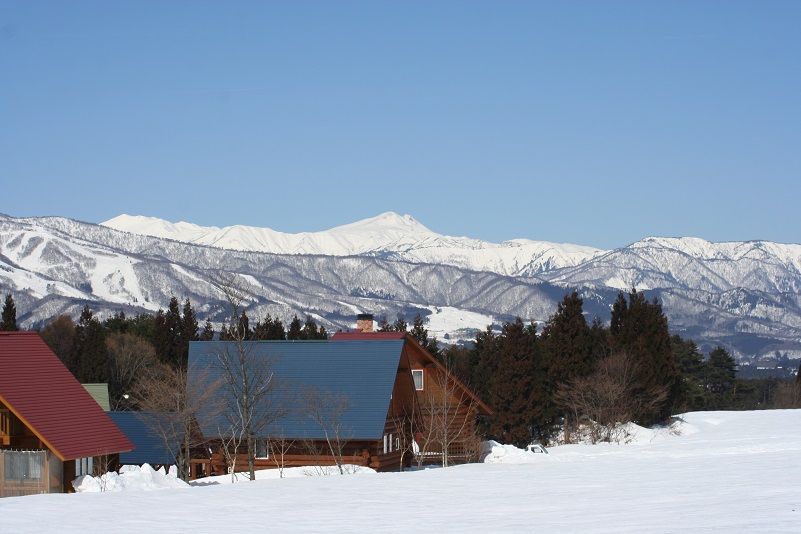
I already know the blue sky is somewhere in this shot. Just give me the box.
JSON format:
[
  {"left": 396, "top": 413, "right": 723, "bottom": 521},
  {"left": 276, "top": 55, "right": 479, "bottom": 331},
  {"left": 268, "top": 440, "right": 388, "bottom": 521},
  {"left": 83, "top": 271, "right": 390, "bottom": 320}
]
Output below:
[{"left": 1, "top": 1, "right": 799, "bottom": 250}]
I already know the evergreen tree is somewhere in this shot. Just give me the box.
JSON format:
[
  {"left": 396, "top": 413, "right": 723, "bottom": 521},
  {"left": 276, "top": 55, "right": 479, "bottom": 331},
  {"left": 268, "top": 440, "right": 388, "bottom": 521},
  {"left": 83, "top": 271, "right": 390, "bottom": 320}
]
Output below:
[
  {"left": 393, "top": 316, "right": 408, "bottom": 332},
  {"left": 269, "top": 316, "right": 286, "bottom": 340},
  {"left": 704, "top": 346, "right": 738, "bottom": 409},
  {"left": 153, "top": 309, "right": 168, "bottom": 363},
  {"left": 237, "top": 310, "right": 250, "bottom": 341},
  {"left": 178, "top": 298, "right": 199, "bottom": 368},
  {"left": 671, "top": 335, "right": 706, "bottom": 410},
  {"left": 199, "top": 317, "right": 215, "bottom": 341},
  {"left": 378, "top": 317, "right": 393, "bottom": 332},
  {"left": 485, "top": 318, "right": 540, "bottom": 447},
  {"left": 103, "top": 311, "right": 128, "bottom": 334},
  {"left": 609, "top": 289, "right": 681, "bottom": 424},
  {"left": 1, "top": 293, "right": 19, "bottom": 331},
  {"left": 300, "top": 315, "right": 327, "bottom": 340},
  {"left": 252, "top": 314, "right": 286, "bottom": 340},
  {"left": 540, "top": 291, "right": 596, "bottom": 432},
  {"left": 410, "top": 314, "right": 440, "bottom": 357},
  {"left": 287, "top": 315, "right": 302, "bottom": 340},
  {"left": 164, "top": 296, "right": 183, "bottom": 367},
  {"left": 471, "top": 326, "right": 499, "bottom": 403},
  {"left": 71, "top": 305, "right": 109, "bottom": 383},
  {"left": 127, "top": 313, "right": 156, "bottom": 342}
]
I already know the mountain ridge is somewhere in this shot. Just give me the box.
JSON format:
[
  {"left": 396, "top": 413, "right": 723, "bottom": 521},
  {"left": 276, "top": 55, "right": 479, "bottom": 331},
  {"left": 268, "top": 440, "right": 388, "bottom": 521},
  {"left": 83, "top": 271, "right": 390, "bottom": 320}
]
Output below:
[{"left": 2, "top": 212, "right": 800, "bottom": 363}]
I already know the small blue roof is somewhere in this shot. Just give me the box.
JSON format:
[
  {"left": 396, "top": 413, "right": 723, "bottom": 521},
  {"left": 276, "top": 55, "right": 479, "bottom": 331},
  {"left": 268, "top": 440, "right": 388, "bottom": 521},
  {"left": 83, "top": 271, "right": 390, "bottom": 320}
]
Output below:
[
  {"left": 107, "top": 411, "right": 179, "bottom": 465},
  {"left": 188, "top": 339, "right": 405, "bottom": 441}
]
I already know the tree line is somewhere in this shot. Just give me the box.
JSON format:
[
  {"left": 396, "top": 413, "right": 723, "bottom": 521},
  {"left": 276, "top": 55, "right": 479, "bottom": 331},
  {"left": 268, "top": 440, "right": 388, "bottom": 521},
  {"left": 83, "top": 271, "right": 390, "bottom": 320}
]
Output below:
[
  {"left": 435, "top": 290, "right": 801, "bottom": 447},
  {"left": 3, "top": 289, "right": 801, "bottom": 454}
]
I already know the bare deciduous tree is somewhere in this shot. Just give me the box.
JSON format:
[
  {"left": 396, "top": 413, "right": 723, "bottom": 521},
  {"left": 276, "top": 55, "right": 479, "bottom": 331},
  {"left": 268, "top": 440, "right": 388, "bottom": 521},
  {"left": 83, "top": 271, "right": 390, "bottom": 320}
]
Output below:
[
  {"left": 772, "top": 381, "right": 801, "bottom": 409},
  {"left": 268, "top": 431, "right": 295, "bottom": 478},
  {"left": 555, "top": 351, "right": 670, "bottom": 444},
  {"left": 211, "top": 272, "right": 288, "bottom": 481},
  {"left": 106, "top": 332, "right": 158, "bottom": 410},
  {"left": 134, "top": 363, "right": 221, "bottom": 481},
  {"left": 305, "top": 389, "right": 352, "bottom": 475},
  {"left": 416, "top": 363, "right": 480, "bottom": 467}
]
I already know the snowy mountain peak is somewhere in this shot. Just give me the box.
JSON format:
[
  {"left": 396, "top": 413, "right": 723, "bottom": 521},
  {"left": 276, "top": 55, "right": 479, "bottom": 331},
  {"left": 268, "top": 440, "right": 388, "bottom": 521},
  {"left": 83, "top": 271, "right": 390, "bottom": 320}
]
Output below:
[{"left": 101, "top": 212, "right": 603, "bottom": 275}]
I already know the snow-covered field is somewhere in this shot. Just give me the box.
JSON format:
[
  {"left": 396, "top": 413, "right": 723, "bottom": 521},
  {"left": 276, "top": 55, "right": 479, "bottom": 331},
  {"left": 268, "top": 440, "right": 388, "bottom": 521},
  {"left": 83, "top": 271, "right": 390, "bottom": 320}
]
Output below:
[{"left": 2, "top": 410, "right": 800, "bottom": 533}]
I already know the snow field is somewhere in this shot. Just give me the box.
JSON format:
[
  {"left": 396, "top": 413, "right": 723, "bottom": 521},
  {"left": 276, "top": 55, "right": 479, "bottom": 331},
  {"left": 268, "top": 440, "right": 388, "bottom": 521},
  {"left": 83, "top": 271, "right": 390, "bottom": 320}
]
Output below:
[{"left": 0, "top": 410, "right": 799, "bottom": 533}]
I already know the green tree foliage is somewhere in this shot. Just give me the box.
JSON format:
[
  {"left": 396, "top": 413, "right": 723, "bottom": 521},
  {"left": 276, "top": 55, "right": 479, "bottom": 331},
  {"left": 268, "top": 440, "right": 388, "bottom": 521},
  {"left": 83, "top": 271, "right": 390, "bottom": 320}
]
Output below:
[
  {"left": 199, "top": 317, "right": 215, "bottom": 341},
  {"left": 610, "top": 289, "right": 681, "bottom": 424},
  {"left": 484, "top": 318, "right": 542, "bottom": 447},
  {"left": 153, "top": 297, "right": 199, "bottom": 368},
  {"left": 470, "top": 326, "right": 498, "bottom": 404},
  {"left": 103, "top": 311, "right": 129, "bottom": 334},
  {"left": 704, "top": 346, "right": 738, "bottom": 409},
  {"left": 300, "top": 315, "right": 327, "bottom": 340},
  {"left": 670, "top": 335, "right": 706, "bottom": 410},
  {"left": 539, "top": 291, "right": 597, "bottom": 433},
  {"left": 251, "top": 314, "right": 286, "bottom": 340},
  {"left": 410, "top": 313, "right": 440, "bottom": 357},
  {"left": 71, "top": 305, "right": 109, "bottom": 383},
  {"left": 287, "top": 315, "right": 302, "bottom": 340},
  {"left": 393, "top": 316, "right": 408, "bottom": 332},
  {"left": 1, "top": 293, "right": 19, "bottom": 331},
  {"left": 179, "top": 298, "right": 199, "bottom": 362}
]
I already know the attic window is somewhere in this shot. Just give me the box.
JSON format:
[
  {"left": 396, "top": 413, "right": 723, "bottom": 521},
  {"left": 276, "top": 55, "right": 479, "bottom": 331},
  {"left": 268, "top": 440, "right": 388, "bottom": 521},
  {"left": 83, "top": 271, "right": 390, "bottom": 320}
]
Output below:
[{"left": 412, "top": 369, "right": 424, "bottom": 390}]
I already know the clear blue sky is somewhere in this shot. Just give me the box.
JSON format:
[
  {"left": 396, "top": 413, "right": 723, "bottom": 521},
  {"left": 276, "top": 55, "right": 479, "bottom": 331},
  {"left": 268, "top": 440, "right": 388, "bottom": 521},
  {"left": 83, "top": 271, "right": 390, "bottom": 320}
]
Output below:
[{"left": 1, "top": 1, "right": 799, "bottom": 250}]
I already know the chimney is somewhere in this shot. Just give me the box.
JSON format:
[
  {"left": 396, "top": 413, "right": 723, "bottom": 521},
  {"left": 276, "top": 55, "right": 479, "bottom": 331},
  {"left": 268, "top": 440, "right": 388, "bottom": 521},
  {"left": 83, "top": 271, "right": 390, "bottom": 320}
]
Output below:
[{"left": 356, "top": 313, "right": 374, "bottom": 333}]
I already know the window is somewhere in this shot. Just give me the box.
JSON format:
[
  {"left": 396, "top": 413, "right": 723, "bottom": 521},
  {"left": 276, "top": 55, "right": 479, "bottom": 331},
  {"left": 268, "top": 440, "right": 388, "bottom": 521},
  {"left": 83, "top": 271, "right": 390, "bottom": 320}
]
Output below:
[
  {"left": 256, "top": 440, "right": 269, "bottom": 459},
  {"left": 412, "top": 369, "right": 424, "bottom": 390},
  {"left": 75, "top": 456, "right": 93, "bottom": 477}
]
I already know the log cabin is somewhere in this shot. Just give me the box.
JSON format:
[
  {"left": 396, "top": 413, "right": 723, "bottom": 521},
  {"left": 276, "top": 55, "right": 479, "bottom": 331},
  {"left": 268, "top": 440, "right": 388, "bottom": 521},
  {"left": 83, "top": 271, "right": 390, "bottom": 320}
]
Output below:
[
  {"left": 0, "top": 332, "right": 133, "bottom": 497},
  {"left": 187, "top": 318, "right": 491, "bottom": 477}
]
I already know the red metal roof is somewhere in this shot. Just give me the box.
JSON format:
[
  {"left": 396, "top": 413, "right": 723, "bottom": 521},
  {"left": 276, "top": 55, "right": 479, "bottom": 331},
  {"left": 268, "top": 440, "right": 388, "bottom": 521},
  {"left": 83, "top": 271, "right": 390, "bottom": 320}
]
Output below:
[
  {"left": 331, "top": 331, "right": 407, "bottom": 340},
  {"left": 0, "top": 332, "right": 133, "bottom": 460}
]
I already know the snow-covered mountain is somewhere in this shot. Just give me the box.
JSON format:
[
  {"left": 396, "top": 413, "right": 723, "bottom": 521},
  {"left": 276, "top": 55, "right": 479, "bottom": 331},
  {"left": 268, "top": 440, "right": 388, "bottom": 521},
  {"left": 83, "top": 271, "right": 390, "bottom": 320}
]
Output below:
[
  {"left": 102, "top": 212, "right": 603, "bottom": 277},
  {"left": 2, "top": 213, "right": 801, "bottom": 362}
]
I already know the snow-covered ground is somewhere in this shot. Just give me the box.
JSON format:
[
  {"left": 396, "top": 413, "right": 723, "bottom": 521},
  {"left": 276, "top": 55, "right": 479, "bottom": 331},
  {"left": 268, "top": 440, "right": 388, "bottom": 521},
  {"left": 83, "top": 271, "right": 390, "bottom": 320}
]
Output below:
[{"left": 1, "top": 410, "right": 800, "bottom": 533}]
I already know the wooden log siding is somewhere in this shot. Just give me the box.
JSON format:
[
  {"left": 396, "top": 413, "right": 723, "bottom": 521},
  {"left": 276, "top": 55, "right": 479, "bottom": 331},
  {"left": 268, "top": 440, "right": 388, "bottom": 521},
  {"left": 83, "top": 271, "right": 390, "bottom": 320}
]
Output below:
[
  {"left": 191, "top": 451, "right": 372, "bottom": 479},
  {"left": 0, "top": 449, "right": 63, "bottom": 498}
]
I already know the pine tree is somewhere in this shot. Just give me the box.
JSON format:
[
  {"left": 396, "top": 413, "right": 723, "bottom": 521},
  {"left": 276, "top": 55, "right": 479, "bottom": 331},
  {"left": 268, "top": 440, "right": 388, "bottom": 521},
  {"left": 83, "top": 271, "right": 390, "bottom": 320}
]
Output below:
[
  {"left": 1, "top": 293, "right": 19, "bottom": 331},
  {"left": 287, "top": 315, "right": 302, "bottom": 340},
  {"left": 704, "top": 346, "right": 738, "bottom": 409},
  {"left": 252, "top": 314, "right": 286, "bottom": 340},
  {"left": 103, "top": 311, "right": 128, "bottom": 334},
  {"left": 671, "top": 335, "right": 706, "bottom": 410},
  {"left": 199, "top": 317, "right": 215, "bottom": 341},
  {"left": 393, "top": 316, "right": 408, "bottom": 332},
  {"left": 470, "top": 326, "right": 499, "bottom": 403},
  {"left": 178, "top": 298, "right": 199, "bottom": 368},
  {"left": 408, "top": 314, "right": 440, "bottom": 356},
  {"left": 485, "top": 318, "right": 540, "bottom": 448},
  {"left": 71, "top": 305, "right": 109, "bottom": 383},
  {"left": 153, "top": 309, "right": 168, "bottom": 362},
  {"left": 164, "top": 296, "right": 183, "bottom": 367},
  {"left": 609, "top": 289, "right": 681, "bottom": 424},
  {"left": 540, "top": 291, "right": 596, "bottom": 433},
  {"left": 237, "top": 310, "right": 250, "bottom": 341}
]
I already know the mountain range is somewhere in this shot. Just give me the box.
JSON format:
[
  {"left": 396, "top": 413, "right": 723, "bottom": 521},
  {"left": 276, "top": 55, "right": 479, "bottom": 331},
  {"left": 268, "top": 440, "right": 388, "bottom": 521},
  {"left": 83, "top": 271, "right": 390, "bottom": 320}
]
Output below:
[{"left": 2, "top": 212, "right": 800, "bottom": 363}]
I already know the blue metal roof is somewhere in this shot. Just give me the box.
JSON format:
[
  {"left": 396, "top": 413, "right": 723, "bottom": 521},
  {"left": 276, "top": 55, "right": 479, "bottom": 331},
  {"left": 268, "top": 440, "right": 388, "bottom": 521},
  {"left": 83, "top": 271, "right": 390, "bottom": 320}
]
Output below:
[
  {"left": 188, "top": 340, "right": 405, "bottom": 441},
  {"left": 107, "top": 411, "right": 179, "bottom": 465}
]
